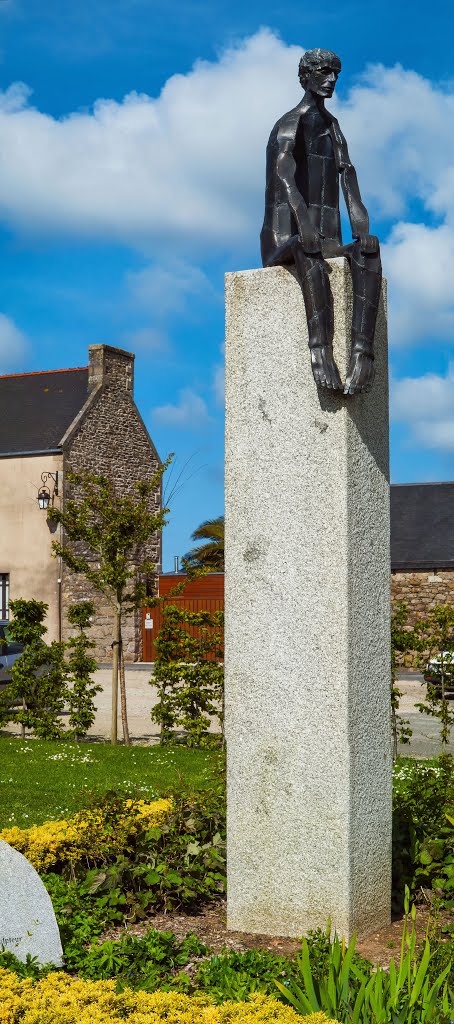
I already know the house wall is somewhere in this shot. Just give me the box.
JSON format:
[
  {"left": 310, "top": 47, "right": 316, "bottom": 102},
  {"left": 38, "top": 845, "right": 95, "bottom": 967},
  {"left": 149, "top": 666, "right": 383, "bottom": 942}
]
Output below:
[
  {"left": 0, "top": 452, "right": 63, "bottom": 640},
  {"left": 62, "top": 347, "right": 161, "bottom": 662},
  {"left": 391, "top": 569, "right": 454, "bottom": 623}
]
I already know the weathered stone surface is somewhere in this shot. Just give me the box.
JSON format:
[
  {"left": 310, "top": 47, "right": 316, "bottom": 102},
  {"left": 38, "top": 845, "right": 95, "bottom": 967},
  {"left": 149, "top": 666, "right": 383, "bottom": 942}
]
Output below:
[
  {"left": 391, "top": 568, "right": 454, "bottom": 665},
  {"left": 225, "top": 259, "right": 392, "bottom": 940},
  {"left": 392, "top": 569, "right": 454, "bottom": 622},
  {"left": 61, "top": 345, "right": 161, "bottom": 662},
  {"left": 0, "top": 840, "right": 63, "bottom": 965}
]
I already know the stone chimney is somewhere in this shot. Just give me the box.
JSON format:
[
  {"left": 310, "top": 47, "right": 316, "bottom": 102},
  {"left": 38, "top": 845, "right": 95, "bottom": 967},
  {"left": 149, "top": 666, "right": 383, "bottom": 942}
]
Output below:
[{"left": 88, "top": 344, "right": 135, "bottom": 395}]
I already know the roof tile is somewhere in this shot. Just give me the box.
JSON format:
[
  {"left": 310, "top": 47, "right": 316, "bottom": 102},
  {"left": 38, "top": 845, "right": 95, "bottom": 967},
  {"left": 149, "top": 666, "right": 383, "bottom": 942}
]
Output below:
[{"left": 0, "top": 367, "right": 89, "bottom": 455}]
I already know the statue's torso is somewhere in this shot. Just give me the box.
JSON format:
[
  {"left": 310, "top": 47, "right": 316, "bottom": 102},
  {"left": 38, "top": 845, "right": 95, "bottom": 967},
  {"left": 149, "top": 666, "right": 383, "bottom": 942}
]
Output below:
[
  {"left": 297, "top": 106, "right": 340, "bottom": 244},
  {"left": 261, "top": 103, "right": 343, "bottom": 264}
]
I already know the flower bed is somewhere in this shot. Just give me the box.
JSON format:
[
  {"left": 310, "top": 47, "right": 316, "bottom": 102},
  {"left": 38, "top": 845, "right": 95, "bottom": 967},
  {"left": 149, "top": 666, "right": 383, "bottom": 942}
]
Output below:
[
  {"left": 0, "top": 971, "right": 338, "bottom": 1024},
  {"left": 0, "top": 798, "right": 171, "bottom": 871}
]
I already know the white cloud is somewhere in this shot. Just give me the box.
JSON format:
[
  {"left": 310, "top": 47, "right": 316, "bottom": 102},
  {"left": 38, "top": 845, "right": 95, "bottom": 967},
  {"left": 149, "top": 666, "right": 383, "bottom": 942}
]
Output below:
[
  {"left": 0, "top": 41, "right": 451, "bottom": 254},
  {"left": 330, "top": 64, "right": 454, "bottom": 348},
  {"left": 122, "top": 326, "right": 170, "bottom": 354},
  {"left": 383, "top": 223, "right": 454, "bottom": 345},
  {"left": 128, "top": 261, "right": 215, "bottom": 317},
  {"left": 151, "top": 387, "right": 211, "bottom": 429},
  {"left": 0, "top": 31, "right": 299, "bottom": 249},
  {"left": 0, "top": 35, "right": 454, "bottom": 347},
  {"left": 0, "top": 314, "right": 28, "bottom": 371},
  {"left": 336, "top": 65, "right": 454, "bottom": 220},
  {"left": 392, "top": 364, "right": 454, "bottom": 450}
]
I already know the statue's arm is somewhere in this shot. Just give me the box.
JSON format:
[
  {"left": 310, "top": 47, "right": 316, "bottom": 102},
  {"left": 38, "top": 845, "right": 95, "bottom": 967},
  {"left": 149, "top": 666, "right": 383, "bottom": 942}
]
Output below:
[
  {"left": 341, "top": 164, "right": 370, "bottom": 237},
  {"left": 275, "top": 127, "right": 321, "bottom": 253},
  {"left": 330, "top": 120, "right": 370, "bottom": 238}
]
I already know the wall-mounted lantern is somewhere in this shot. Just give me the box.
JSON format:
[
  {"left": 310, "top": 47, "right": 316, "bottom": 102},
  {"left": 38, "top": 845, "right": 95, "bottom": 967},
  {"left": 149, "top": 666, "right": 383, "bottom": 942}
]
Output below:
[{"left": 37, "top": 471, "right": 59, "bottom": 510}]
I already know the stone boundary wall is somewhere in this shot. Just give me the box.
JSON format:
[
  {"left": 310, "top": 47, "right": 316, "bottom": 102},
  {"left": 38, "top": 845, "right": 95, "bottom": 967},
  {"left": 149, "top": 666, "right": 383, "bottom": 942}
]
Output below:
[
  {"left": 391, "top": 569, "right": 454, "bottom": 624},
  {"left": 60, "top": 572, "right": 142, "bottom": 662}
]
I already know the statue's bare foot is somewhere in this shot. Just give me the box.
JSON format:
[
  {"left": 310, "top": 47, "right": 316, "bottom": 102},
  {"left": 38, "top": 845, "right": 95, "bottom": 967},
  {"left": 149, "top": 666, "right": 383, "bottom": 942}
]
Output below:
[
  {"left": 310, "top": 345, "right": 343, "bottom": 391},
  {"left": 344, "top": 349, "right": 375, "bottom": 396}
]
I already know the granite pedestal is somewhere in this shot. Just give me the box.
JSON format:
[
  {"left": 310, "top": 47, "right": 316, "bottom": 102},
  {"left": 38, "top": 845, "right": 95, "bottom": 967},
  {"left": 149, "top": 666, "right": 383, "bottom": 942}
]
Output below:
[{"left": 224, "top": 259, "right": 392, "bottom": 940}]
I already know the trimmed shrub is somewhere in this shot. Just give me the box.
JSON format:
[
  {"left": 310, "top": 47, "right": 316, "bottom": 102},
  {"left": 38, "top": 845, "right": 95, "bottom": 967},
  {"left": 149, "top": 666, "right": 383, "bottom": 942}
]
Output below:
[{"left": 0, "top": 971, "right": 338, "bottom": 1024}]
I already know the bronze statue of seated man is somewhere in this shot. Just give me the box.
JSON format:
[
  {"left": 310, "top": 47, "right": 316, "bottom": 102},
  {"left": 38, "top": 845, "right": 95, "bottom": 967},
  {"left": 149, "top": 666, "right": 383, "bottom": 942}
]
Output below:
[{"left": 260, "top": 48, "right": 382, "bottom": 396}]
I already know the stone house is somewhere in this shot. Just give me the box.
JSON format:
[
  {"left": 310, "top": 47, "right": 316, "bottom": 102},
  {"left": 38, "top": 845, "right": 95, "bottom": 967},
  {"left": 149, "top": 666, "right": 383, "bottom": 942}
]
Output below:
[
  {"left": 391, "top": 481, "right": 454, "bottom": 622},
  {"left": 0, "top": 344, "right": 161, "bottom": 660}
]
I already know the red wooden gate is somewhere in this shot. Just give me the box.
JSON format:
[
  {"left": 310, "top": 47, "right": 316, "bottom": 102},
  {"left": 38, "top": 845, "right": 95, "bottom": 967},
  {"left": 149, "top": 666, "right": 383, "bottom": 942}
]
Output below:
[{"left": 142, "top": 572, "right": 224, "bottom": 662}]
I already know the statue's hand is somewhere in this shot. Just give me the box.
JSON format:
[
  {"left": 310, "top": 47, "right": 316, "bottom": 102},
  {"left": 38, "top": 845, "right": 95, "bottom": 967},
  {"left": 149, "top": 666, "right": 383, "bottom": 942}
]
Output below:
[
  {"left": 299, "top": 223, "right": 323, "bottom": 255},
  {"left": 357, "top": 234, "right": 379, "bottom": 255}
]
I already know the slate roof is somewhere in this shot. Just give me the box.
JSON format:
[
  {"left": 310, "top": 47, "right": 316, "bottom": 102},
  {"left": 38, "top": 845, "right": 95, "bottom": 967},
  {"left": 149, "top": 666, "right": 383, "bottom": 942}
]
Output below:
[
  {"left": 0, "top": 367, "right": 89, "bottom": 455},
  {"left": 391, "top": 482, "right": 454, "bottom": 570}
]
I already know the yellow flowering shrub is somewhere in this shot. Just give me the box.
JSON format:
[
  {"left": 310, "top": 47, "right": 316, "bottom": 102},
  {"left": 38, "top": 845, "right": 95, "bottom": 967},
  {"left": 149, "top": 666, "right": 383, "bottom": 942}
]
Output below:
[
  {"left": 0, "top": 970, "right": 339, "bottom": 1024},
  {"left": 0, "top": 798, "right": 171, "bottom": 871}
]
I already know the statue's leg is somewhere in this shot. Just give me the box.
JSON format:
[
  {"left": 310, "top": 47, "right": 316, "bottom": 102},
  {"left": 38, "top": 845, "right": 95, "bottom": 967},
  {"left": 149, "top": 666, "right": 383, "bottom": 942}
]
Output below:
[
  {"left": 344, "top": 241, "right": 382, "bottom": 396},
  {"left": 292, "top": 243, "right": 343, "bottom": 392}
]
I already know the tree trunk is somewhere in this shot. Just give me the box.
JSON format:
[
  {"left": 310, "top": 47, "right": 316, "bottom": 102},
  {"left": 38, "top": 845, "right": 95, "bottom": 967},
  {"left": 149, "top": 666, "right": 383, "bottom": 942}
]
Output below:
[
  {"left": 111, "top": 603, "right": 120, "bottom": 745},
  {"left": 118, "top": 615, "right": 130, "bottom": 746}
]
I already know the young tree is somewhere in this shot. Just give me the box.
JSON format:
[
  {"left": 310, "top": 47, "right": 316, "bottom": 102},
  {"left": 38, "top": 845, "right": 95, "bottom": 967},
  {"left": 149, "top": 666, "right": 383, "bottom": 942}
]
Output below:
[
  {"left": 48, "top": 464, "right": 169, "bottom": 745},
  {"left": 414, "top": 604, "right": 454, "bottom": 752},
  {"left": 66, "top": 600, "right": 101, "bottom": 741},
  {"left": 0, "top": 598, "right": 67, "bottom": 740},
  {"left": 151, "top": 603, "right": 224, "bottom": 746},
  {"left": 390, "top": 602, "right": 418, "bottom": 758}
]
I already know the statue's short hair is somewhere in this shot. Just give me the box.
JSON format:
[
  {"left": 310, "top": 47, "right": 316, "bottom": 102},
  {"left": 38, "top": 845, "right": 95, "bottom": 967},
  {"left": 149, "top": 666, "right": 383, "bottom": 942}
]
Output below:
[{"left": 298, "top": 48, "right": 341, "bottom": 88}]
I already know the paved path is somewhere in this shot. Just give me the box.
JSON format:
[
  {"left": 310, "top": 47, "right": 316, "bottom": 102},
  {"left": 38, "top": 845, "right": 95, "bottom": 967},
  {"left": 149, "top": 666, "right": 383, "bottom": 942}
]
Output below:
[
  {"left": 2, "top": 667, "right": 453, "bottom": 754},
  {"left": 84, "top": 668, "right": 454, "bottom": 754},
  {"left": 394, "top": 672, "right": 454, "bottom": 758},
  {"left": 88, "top": 664, "right": 162, "bottom": 744},
  {"left": 89, "top": 667, "right": 454, "bottom": 757}
]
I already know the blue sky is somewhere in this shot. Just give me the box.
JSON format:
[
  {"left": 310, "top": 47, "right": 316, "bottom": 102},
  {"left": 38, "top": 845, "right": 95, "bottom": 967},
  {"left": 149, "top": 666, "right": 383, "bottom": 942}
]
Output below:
[{"left": 0, "top": 0, "right": 453, "bottom": 568}]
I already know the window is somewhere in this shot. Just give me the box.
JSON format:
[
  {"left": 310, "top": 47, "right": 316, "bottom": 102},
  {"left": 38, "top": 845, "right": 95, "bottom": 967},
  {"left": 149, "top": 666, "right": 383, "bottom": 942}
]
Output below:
[{"left": 0, "top": 573, "right": 9, "bottom": 620}]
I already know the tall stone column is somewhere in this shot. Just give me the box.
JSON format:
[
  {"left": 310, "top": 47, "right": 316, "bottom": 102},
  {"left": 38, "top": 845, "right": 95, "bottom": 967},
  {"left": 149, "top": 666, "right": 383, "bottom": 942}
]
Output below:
[{"left": 225, "top": 258, "right": 392, "bottom": 940}]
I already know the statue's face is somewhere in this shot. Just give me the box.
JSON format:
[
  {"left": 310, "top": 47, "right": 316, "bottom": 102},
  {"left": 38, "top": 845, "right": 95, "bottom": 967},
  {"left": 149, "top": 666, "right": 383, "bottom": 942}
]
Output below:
[{"left": 306, "top": 61, "right": 340, "bottom": 98}]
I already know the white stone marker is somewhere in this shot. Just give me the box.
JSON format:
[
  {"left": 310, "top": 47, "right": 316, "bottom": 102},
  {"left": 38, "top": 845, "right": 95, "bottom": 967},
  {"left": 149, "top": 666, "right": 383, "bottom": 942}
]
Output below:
[
  {"left": 225, "top": 258, "right": 392, "bottom": 940},
  {"left": 0, "top": 840, "right": 63, "bottom": 965}
]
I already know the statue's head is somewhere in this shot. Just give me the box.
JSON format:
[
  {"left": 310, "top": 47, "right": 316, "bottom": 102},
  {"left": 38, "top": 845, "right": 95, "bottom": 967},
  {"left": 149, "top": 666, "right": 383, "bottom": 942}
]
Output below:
[{"left": 298, "top": 49, "right": 341, "bottom": 98}]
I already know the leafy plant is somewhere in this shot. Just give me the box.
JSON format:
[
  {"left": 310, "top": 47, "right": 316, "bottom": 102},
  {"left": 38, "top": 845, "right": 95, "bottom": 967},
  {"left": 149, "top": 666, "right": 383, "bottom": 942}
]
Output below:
[
  {"left": 412, "top": 814, "right": 454, "bottom": 911},
  {"left": 414, "top": 605, "right": 454, "bottom": 751},
  {"left": 152, "top": 604, "right": 224, "bottom": 746},
  {"left": 65, "top": 601, "right": 101, "bottom": 739},
  {"left": 390, "top": 602, "right": 418, "bottom": 757},
  {"left": 0, "top": 950, "right": 55, "bottom": 979},
  {"left": 184, "top": 515, "right": 224, "bottom": 571},
  {"left": 43, "top": 871, "right": 119, "bottom": 968},
  {"left": 76, "top": 785, "right": 227, "bottom": 918},
  {"left": 78, "top": 928, "right": 207, "bottom": 991},
  {"left": 48, "top": 463, "right": 170, "bottom": 745},
  {"left": 276, "top": 891, "right": 453, "bottom": 1023},
  {"left": 197, "top": 948, "right": 292, "bottom": 1002},
  {"left": 0, "top": 599, "right": 101, "bottom": 741},
  {"left": 392, "top": 757, "right": 454, "bottom": 910},
  {"left": 0, "top": 598, "right": 67, "bottom": 740},
  {"left": 0, "top": 973, "right": 323, "bottom": 1024}
]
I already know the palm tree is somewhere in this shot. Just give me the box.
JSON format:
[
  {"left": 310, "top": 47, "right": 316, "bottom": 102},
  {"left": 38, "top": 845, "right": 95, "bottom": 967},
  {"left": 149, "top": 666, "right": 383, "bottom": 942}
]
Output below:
[{"left": 184, "top": 515, "right": 224, "bottom": 570}]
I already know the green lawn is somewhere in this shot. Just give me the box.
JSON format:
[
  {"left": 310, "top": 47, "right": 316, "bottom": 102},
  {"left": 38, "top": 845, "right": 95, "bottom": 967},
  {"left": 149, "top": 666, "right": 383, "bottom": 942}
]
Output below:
[{"left": 0, "top": 737, "right": 223, "bottom": 829}]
